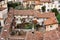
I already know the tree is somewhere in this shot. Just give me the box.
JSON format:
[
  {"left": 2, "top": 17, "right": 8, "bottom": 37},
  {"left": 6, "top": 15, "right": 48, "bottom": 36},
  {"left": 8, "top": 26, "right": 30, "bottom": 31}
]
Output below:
[
  {"left": 51, "top": 8, "right": 59, "bottom": 16},
  {"left": 7, "top": 1, "right": 21, "bottom": 11},
  {"left": 7, "top": 1, "right": 13, "bottom": 11},
  {"left": 15, "top": 5, "right": 24, "bottom": 10},
  {"left": 41, "top": 6, "right": 46, "bottom": 12},
  {"left": 56, "top": 14, "right": 60, "bottom": 24}
]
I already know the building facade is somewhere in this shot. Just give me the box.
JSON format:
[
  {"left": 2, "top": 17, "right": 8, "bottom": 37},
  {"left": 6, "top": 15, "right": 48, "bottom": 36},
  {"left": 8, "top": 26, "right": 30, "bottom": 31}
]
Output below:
[
  {"left": 34, "top": 0, "right": 60, "bottom": 12},
  {"left": 43, "top": 1, "right": 60, "bottom": 12},
  {"left": 0, "top": 8, "right": 8, "bottom": 26},
  {"left": 22, "top": 0, "right": 60, "bottom": 12},
  {"left": 9, "top": 9, "right": 58, "bottom": 31}
]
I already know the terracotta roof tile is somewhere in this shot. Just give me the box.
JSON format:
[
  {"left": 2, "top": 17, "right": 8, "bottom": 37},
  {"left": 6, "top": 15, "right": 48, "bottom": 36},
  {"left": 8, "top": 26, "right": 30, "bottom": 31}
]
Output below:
[
  {"left": 12, "top": 10, "right": 55, "bottom": 18},
  {"left": 40, "top": 0, "right": 51, "bottom": 2},
  {"left": 26, "top": 31, "right": 43, "bottom": 40},
  {"left": 9, "top": 9, "right": 58, "bottom": 25},
  {"left": 23, "top": 0, "right": 40, "bottom": 2},
  {"left": 44, "top": 18, "right": 58, "bottom": 25},
  {"left": 23, "top": 0, "right": 51, "bottom": 3},
  {"left": 0, "top": 18, "right": 3, "bottom": 20},
  {"left": 36, "top": 12, "right": 55, "bottom": 18},
  {"left": 0, "top": 7, "right": 6, "bottom": 11},
  {"left": 35, "top": 1, "right": 41, "bottom": 5},
  {"left": 44, "top": 30, "right": 60, "bottom": 40},
  {"left": 13, "top": 10, "right": 37, "bottom": 16},
  {"left": 25, "top": 30, "right": 60, "bottom": 40}
]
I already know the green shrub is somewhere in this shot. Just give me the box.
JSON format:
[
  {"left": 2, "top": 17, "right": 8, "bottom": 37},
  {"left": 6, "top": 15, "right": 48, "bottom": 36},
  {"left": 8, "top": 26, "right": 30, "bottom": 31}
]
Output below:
[
  {"left": 25, "top": 24, "right": 32, "bottom": 29},
  {"left": 15, "top": 5, "right": 24, "bottom": 10}
]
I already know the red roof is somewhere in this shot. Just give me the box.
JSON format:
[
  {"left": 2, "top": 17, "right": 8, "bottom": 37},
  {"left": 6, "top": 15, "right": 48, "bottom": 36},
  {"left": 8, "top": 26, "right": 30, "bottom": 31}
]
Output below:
[
  {"left": 23, "top": 0, "right": 51, "bottom": 3},
  {"left": 26, "top": 31, "right": 43, "bottom": 40},
  {"left": 0, "top": 7, "right": 6, "bottom": 11},
  {"left": 0, "top": 18, "right": 3, "bottom": 20},
  {"left": 40, "top": 0, "right": 51, "bottom": 2},
  {"left": 44, "top": 30, "right": 60, "bottom": 40},
  {"left": 9, "top": 9, "right": 58, "bottom": 25},
  {"left": 44, "top": 18, "right": 58, "bottom": 25}
]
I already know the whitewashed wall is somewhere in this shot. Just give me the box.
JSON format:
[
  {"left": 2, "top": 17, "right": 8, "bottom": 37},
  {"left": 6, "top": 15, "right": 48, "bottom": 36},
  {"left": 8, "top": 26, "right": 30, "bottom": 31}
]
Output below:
[
  {"left": 0, "top": 8, "right": 7, "bottom": 18},
  {"left": 0, "top": 8, "right": 8, "bottom": 26},
  {"left": 1, "top": 20, "right": 4, "bottom": 26},
  {"left": 46, "top": 24, "right": 58, "bottom": 31},
  {"left": 15, "top": 15, "right": 47, "bottom": 25},
  {"left": 34, "top": 1, "right": 60, "bottom": 12},
  {"left": 2, "top": 8, "right": 8, "bottom": 19}
]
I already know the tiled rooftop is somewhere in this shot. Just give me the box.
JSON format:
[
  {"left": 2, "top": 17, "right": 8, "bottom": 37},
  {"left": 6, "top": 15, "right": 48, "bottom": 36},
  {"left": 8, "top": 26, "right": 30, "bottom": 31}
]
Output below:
[
  {"left": 23, "top": 0, "right": 51, "bottom": 5},
  {"left": 0, "top": 7, "right": 6, "bottom": 11},
  {"left": 9, "top": 9, "right": 58, "bottom": 25},
  {"left": 0, "top": 18, "right": 3, "bottom": 20},
  {"left": 25, "top": 29, "right": 60, "bottom": 40},
  {"left": 44, "top": 30, "right": 60, "bottom": 40},
  {"left": 0, "top": 8, "right": 59, "bottom": 40},
  {"left": 23, "top": 0, "right": 51, "bottom": 2},
  {"left": 26, "top": 31, "right": 43, "bottom": 40}
]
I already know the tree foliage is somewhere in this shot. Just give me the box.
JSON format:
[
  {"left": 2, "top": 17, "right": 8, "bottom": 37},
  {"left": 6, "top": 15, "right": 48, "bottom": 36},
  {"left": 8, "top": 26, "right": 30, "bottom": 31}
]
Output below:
[
  {"left": 51, "top": 8, "right": 60, "bottom": 24},
  {"left": 7, "top": 1, "right": 21, "bottom": 11},
  {"left": 51, "top": 8, "right": 59, "bottom": 16},
  {"left": 41, "top": 6, "right": 46, "bottom": 12},
  {"left": 57, "top": 14, "right": 60, "bottom": 24}
]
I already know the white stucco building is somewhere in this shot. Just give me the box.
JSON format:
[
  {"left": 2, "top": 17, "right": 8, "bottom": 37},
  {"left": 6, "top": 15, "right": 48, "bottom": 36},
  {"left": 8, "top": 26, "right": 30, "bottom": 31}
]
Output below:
[
  {"left": 22, "top": 0, "right": 60, "bottom": 12},
  {"left": 43, "top": 1, "right": 60, "bottom": 12},
  {"left": 0, "top": 8, "right": 8, "bottom": 27},
  {"left": 1, "top": 0, "right": 60, "bottom": 12},
  {"left": 34, "top": 0, "right": 60, "bottom": 12},
  {"left": 9, "top": 9, "right": 58, "bottom": 31}
]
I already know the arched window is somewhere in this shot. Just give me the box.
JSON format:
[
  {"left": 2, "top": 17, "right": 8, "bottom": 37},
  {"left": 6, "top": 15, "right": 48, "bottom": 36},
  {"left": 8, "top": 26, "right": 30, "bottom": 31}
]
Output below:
[{"left": 50, "top": 25, "right": 52, "bottom": 28}]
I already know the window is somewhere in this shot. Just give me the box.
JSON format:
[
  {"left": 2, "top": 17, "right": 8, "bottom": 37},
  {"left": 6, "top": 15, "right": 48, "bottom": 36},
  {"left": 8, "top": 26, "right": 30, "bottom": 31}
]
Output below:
[
  {"left": 59, "top": 1, "right": 60, "bottom": 3},
  {"left": 51, "top": 5, "right": 53, "bottom": 7},
  {"left": 42, "top": 21, "right": 44, "bottom": 25},
  {"left": 59, "top": 5, "right": 60, "bottom": 7},
  {"left": 50, "top": 25, "right": 52, "bottom": 28},
  {"left": 47, "top": 9, "right": 49, "bottom": 11},
  {"left": 37, "top": 18, "right": 39, "bottom": 19}
]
